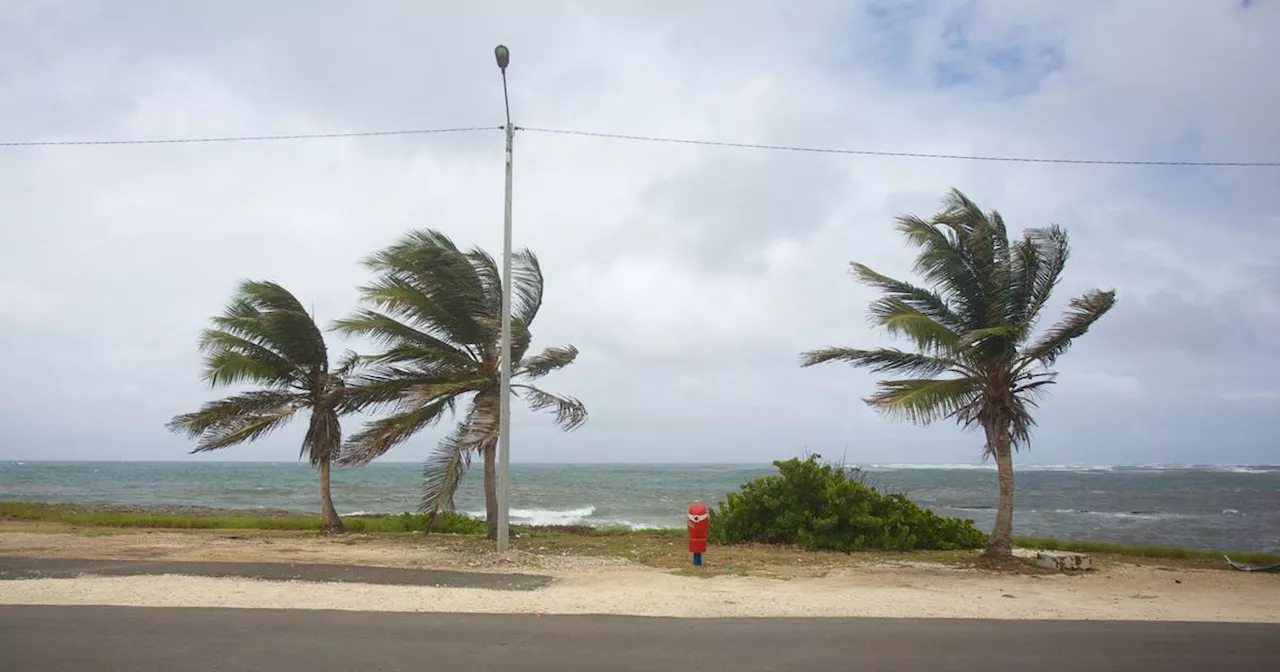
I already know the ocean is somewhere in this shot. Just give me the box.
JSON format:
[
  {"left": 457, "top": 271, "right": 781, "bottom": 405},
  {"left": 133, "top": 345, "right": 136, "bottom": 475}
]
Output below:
[{"left": 2, "top": 461, "right": 1278, "bottom": 553}]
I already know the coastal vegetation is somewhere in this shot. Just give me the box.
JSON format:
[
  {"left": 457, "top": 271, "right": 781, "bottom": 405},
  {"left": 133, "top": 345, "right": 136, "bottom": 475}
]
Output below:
[
  {"left": 708, "top": 456, "right": 987, "bottom": 551},
  {"left": 161, "top": 190, "right": 1124, "bottom": 557},
  {"left": 334, "top": 230, "right": 587, "bottom": 539},
  {"left": 0, "top": 502, "right": 484, "bottom": 534},
  {"left": 166, "top": 281, "right": 358, "bottom": 533},
  {"left": 5, "top": 502, "right": 1278, "bottom": 571},
  {"left": 166, "top": 231, "right": 587, "bottom": 539},
  {"left": 801, "top": 189, "right": 1116, "bottom": 563}
]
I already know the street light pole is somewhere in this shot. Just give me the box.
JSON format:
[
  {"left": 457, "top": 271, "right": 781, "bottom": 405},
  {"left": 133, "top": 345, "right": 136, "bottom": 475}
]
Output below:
[{"left": 494, "top": 44, "right": 514, "bottom": 554}]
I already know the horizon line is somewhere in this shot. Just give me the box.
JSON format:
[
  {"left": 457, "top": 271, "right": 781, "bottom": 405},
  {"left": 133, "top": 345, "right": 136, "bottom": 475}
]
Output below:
[{"left": 3, "top": 459, "right": 1277, "bottom": 468}]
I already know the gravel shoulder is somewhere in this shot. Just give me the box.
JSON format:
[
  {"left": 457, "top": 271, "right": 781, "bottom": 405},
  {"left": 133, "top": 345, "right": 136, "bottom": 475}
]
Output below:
[
  {"left": 0, "top": 556, "right": 551, "bottom": 590},
  {"left": 2, "top": 523, "right": 1278, "bottom": 621}
]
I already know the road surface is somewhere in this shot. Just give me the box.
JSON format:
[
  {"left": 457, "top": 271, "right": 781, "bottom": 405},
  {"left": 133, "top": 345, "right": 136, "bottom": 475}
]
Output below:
[
  {"left": 0, "top": 556, "right": 550, "bottom": 589},
  {"left": 2, "top": 606, "right": 1277, "bottom": 671}
]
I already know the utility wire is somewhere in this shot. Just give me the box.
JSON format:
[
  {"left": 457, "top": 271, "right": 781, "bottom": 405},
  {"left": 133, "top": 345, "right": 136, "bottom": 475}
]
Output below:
[
  {"left": 4, "top": 122, "right": 1277, "bottom": 167},
  {"left": 517, "top": 126, "right": 1280, "bottom": 167},
  {"left": 0, "top": 126, "right": 503, "bottom": 147}
]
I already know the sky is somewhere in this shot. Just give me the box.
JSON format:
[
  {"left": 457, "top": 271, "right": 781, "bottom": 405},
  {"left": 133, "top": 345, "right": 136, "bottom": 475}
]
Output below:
[{"left": 1, "top": 0, "right": 1277, "bottom": 466}]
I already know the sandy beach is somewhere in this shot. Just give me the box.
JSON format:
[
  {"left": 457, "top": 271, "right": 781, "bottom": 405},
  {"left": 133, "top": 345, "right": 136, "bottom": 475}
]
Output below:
[{"left": 2, "top": 524, "right": 1278, "bottom": 622}]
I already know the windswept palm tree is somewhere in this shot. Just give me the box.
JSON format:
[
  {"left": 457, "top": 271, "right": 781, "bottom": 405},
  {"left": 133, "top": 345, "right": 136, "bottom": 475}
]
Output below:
[
  {"left": 335, "top": 230, "right": 586, "bottom": 539},
  {"left": 801, "top": 189, "right": 1116, "bottom": 562},
  {"left": 167, "top": 281, "right": 357, "bottom": 532}
]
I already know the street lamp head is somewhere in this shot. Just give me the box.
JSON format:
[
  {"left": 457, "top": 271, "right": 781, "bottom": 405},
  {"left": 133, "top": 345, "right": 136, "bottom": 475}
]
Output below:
[{"left": 494, "top": 45, "right": 510, "bottom": 71}]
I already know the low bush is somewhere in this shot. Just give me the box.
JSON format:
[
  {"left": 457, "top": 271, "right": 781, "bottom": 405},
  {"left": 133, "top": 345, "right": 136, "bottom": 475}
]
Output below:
[
  {"left": 709, "top": 455, "right": 987, "bottom": 552},
  {"left": 347, "top": 511, "right": 487, "bottom": 535}
]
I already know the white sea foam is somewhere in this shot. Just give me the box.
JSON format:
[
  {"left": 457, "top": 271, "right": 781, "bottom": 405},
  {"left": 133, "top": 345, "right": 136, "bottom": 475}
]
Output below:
[
  {"left": 1215, "top": 466, "right": 1275, "bottom": 474},
  {"left": 461, "top": 505, "right": 598, "bottom": 526},
  {"left": 1064, "top": 510, "right": 1193, "bottom": 521},
  {"left": 862, "top": 463, "right": 1124, "bottom": 473},
  {"left": 602, "top": 520, "right": 673, "bottom": 531},
  {"left": 510, "top": 506, "right": 597, "bottom": 525},
  {"left": 862, "top": 463, "right": 1280, "bottom": 474},
  {"left": 861, "top": 463, "right": 996, "bottom": 471}
]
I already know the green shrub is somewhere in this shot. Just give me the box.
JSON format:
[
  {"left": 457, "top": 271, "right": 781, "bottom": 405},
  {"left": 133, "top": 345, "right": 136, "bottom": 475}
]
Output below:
[{"left": 709, "top": 455, "right": 987, "bottom": 552}]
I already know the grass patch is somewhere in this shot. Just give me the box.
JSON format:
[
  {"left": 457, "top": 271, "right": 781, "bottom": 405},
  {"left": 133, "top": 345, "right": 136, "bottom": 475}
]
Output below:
[
  {"left": 0, "top": 502, "right": 484, "bottom": 535},
  {"left": 1015, "top": 536, "right": 1280, "bottom": 565}
]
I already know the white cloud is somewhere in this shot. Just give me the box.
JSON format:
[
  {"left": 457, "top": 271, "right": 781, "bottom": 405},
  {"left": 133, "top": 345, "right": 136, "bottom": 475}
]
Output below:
[{"left": 1, "top": 0, "right": 1277, "bottom": 464}]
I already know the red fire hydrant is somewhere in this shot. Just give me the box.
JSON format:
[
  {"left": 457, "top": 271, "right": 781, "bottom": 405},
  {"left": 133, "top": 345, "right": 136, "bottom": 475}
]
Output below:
[{"left": 687, "top": 502, "right": 709, "bottom": 566}]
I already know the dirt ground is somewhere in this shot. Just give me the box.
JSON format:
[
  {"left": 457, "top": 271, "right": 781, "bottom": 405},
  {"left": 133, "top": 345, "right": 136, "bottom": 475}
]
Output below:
[{"left": 2, "top": 522, "right": 1278, "bottom": 621}]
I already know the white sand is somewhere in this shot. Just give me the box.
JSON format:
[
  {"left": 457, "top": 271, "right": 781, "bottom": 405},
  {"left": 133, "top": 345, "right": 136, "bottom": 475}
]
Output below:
[
  {"left": 5, "top": 562, "right": 1280, "bottom": 621},
  {"left": 3, "top": 528, "right": 1278, "bottom": 621}
]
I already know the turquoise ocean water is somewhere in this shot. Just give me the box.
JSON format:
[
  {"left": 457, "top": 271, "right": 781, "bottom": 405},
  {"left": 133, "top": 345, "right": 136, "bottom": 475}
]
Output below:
[{"left": 2, "top": 461, "right": 1278, "bottom": 553}]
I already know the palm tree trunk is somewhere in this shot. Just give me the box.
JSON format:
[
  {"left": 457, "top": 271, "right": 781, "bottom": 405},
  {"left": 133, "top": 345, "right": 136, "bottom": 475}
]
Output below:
[
  {"left": 483, "top": 442, "right": 498, "bottom": 540},
  {"left": 982, "top": 423, "right": 1015, "bottom": 562},
  {"left": 319, "top": 458, "right": 344, "bottom": 533}
]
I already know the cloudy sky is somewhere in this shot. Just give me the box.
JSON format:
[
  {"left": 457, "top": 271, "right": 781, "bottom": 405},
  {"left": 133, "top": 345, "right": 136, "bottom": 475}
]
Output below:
[{"left": 2, "top": 0, "right": 1277, "bottom": 466}]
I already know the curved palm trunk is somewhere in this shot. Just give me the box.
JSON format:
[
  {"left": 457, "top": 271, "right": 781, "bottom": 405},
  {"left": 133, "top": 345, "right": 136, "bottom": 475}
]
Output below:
[
  {"left": 319, "top": 458, "right": 344, "bottom": 533},
  {"left": 982, "top": 423, "right": 1014, "bottom": 561},
  {"left": 482, "top": 443, "right": 498, "bottom": 540}
]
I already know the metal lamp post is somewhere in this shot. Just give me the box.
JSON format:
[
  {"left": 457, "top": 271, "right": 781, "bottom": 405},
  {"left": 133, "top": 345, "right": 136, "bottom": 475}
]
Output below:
[{"left": 494, "top": 44, "right": 514, "bottom": 553}]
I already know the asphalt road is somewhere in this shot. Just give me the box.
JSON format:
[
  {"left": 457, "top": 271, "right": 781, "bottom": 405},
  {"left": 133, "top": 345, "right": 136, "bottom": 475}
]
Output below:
[
  {"left": 2, "top": 606, "right": 1277, "bottom": 671},
  {"left": 0, "top": 556, "right": 550, "bottom": 589}
]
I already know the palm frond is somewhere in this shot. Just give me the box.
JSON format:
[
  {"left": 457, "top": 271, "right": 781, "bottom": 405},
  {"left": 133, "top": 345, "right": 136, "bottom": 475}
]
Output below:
[
  {"left": 302, "top": 407, "right": 342, "bottom": 466},
  {"left": 419, "top": 393, "right": 498, "bottom": 517},
  {"left": 333, "top": 349, "right": 363, "bottom": 379},
  {"left": 354, "top": 274, "right": 490, "bottom": 348},
  {"left": 1020, "top": 225, "right": 1071, "bottom": 328},
  {"left": 196, "top": 281, "right": 329, "bottom": 389},
  {"left": 935, "top": 190, "right": 1008, "bottom": 326},
  {"left": 1014, "top": 375, "right": 1057, "bottom": 398},
  {"left": 166, "top": 390, "right": 302, "bottom": 438},
  {"left": 867, "top": 298, "right": 961, "bottom": 353},
  {"left": 510, "top": 249, "right": 544, "bottom": 327},
  {"left": 211, "top": 281, "right": 328, "bottom": 369},
  {"left": 1019, "top": 289, "right": 1117, "bottom": 367},
  {"left": 419, "top": 434, "right": 474, "bottom": 517},
  {"left": 518, "top": 345, "right": 579, "bottom": 379},
  {"left": 464, "top": 246, "right": 504, "bottom": 318},
  {"left": 958, "top": 325, "right": 1019, "bottom": 348},
  {"left": 799, "top": 347, "right": 961, "bottom": 377},
  {"left": 851, "top": 264, "right": 965, "bottom": 332},
  {"left": 332, "top": 309, "right": 476, "bottom": 367},
  {"left": 514, "top": 384, "right": 588, "bottom": 431},
  {"left": 198, "top": 337, "right": 296, "bottom": 388},
  {"left": 363, "top": 230, "right": 495, "bottom": 340},
  {"left": 342, "top": 368, "right": 484, "bottom": 412},
  {"left": 509, "top": 319, "right": 533, "bottom": 369},
  {"left": 1005, "top": 233, "right": 1041, "bottom": 333},
  {"left": 179, "top": 405, "right": 301, "bottom": 452},
  {"left": 895, "top": 214, "right": 987, "bottom": 329},
  {"left": 865, "top": 377, "right": 980, "bottom": 425},
  {"left": 341, "top": 396, "right": 459, "bottom": 465}
]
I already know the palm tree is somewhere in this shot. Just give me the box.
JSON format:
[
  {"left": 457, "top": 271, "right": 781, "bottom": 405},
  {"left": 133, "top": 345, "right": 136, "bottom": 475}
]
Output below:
[
  {"left": 167, "top": 281, "right": 357, "bottom": 533},
  {"left": 801, "top": 189, "right": 1116, "bottom": 562},
  {"left": 335, "top": 230, "right": 587, "bottom": 539}
]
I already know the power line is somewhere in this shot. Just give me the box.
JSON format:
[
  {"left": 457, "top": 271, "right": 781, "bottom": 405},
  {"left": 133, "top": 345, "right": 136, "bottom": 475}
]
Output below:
[
  {"left": 0, "top": 126, "right": 503, "bottom": 147},
  {"left": 517, "top": 126, "right": 1280, "bottom": 167},
  {"left": 3, "top": 122, "right": 1277, "bottom": 167}
]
